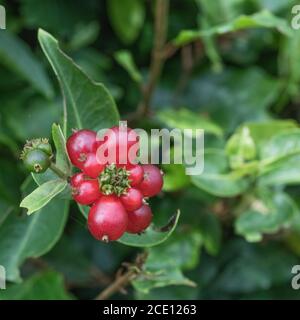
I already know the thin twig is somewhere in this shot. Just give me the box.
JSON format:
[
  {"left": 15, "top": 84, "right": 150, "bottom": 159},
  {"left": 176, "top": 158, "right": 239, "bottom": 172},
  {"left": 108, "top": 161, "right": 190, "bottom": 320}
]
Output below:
[
  {"left": 129, "top": 0, "right": 169, "bottom": 121},
  {"left": 95, "top": 252, "right": 148, "bottom": 300}
]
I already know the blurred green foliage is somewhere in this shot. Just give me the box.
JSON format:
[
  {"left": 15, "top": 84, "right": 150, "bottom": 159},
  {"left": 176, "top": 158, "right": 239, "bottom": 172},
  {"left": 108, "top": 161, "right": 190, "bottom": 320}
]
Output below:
[{"left": 0, "top": 0, "right": 300, "bottom": 300}]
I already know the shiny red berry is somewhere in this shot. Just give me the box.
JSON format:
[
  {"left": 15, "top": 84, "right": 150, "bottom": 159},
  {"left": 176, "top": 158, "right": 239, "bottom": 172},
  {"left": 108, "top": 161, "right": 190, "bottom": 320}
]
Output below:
[
  {"left": 120, "top": 187, "right": 143, "bottom": 212},
  {"left": 139, "top": 164, "right": 163, "bottom": 197},
  {"left": 71, "top": 177, "right": 102, "bottom": 205},
  {"left": 82, "top": 153, "right": 105, "bottom": 178},
  {"left": 126, "top": 204, "right": 153, "bottom": 234},
  {"left": 67, "top": 129, "right": 97, "bottom": 168},
  {"left": 70, "top": 172, "right": 85, "bottom": 187},
  {"left": 128, "top": 165, "right": 144, "bottom": 187},
  {"left": 88, "top": 196, "right": 128, "bottom": 241},
  {"left": 96, "top": 125, "right": 139, "bottom": 167}
]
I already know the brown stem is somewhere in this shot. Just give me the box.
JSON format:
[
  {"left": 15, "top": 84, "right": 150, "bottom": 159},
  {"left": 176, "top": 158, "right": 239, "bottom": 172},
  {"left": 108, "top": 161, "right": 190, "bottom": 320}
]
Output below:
[
  {"left": 95, "top": 252, "right": 148, "bottom": 300},
  {"left": 129, "top": 0, "right": 169, "bottom": 121}
]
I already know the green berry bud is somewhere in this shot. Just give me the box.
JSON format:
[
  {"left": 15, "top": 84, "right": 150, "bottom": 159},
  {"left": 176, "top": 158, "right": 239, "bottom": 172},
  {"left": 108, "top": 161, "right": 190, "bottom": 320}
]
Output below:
[
  {"left": 22, "top": 149, "right": 51, "bottom": 174},
  {"left": 25, "top": 138, "right": 52, "bottom": 156}
]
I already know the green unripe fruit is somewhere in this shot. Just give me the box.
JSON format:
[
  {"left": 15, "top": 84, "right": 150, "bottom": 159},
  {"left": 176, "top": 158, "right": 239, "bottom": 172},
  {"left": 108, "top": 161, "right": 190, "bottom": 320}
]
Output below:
[
  {"left": 36, "top": 141, "right": 52, "bottom": 156},
  {"left": 22, "top": 149, "right": 51, "bottom": 173},
  {"left": 29, "top": 138, "right": 52, "bottom": 156}
]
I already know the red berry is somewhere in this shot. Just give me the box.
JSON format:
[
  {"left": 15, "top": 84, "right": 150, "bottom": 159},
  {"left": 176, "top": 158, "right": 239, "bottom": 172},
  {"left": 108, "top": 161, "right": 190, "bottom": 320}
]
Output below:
[
  {"left": 82, "top": 153, "right": 105, "bottom": 178},
  {"left": 120, "top": 187, "right": 143, "bottom": 212},
  {"left": 67, "top": 129, "right": 97, "bottom": 168},
  {"left": 126, "top": 204, "right": 153, "bottom": 234},
  {"left": 70, "top": 172, "right": 85, "bottom": 187},
  {"left": 95, "top": 125, "right": 139, "bottom": 167},
  {"left": 128, "top": 165, "right": 144, "bottom": 187},
  {"left": 88, "top": 196, "right": 128, "bottom": 241},
  {"left": 71, "top": 178, "right": 102, "bottom": 205},
  {"left": 139, "top": 165, "right": 163, "bottom": 197}
]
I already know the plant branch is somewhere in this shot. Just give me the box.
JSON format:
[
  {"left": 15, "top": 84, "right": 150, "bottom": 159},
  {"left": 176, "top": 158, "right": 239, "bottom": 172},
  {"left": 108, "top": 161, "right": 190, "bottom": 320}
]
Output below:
[
  {"left": 49, "top": 162, "right": 69, "bottom": 180},
  {"left": 129, "top": 0, "right": 169, "bottom": 121},
  {"left": 95, "top": 252, "right": 148, "bottom": 300}
]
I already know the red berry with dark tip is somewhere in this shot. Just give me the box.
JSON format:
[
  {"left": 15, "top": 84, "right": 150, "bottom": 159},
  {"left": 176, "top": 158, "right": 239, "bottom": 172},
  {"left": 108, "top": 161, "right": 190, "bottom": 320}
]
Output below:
[
  {"left": 128, "top": 165, "right": 144, "bottom": 187},
  {"left": 126, "top": 204, "right": 153, "bottom": 234},
  {"left": 96, "top": 125, "right": 139, "bottom": 166},
  {"left": 88, "top": 196, "right": 128, "bottom": 241},
  {"left": 120, "top": 187, "right": 143, "bottom": 212},
  {"left": 82, "top": 153, "right": 105, "bottom": 178},
  {"left": 67, "top": 129, "right": 97, "bottom": 168},
  {"left": 71, "top": 178, "right": 102, "bottom": 205},
  {"left": 139, "top": 165, "right": 163, "bottom": 197}
]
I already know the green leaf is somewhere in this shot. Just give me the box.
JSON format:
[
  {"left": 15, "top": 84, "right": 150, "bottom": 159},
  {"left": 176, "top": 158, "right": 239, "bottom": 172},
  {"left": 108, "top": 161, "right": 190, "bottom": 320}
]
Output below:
[
  {"left": 157, "top": 108, "right": 223, "bottom": 137},
  {"left": 278, "top": 29, "right": 300, "bottom": 109},
  {"left": 235, "top": 191, "right": 297, "bottom": 242},
  {"left": 68, "top": 21, "right": 100, "bottom": 50},
  {"left": 118, "top": 210, "right": 181, "bottom": 248},
  {"left": 191, "top": 149, "right": 250, "bottom": 197},
  {"left": 236, "top": 120, "right": 298, "bottom": 147},
  {"left": 209, "top": 239, "right": 298, "bottom": 295},
  {"left": 44, "top": 235, "right": 92, "bottom": 285},
  {"left": 198, "top": 212, "right": 222, "bottom": 255},
  {"left": 133, "top": 232, "right": 201, "bottom": 293},
  {"left": 184, "top": 67, "right": 281, "bottom": 133},
  {"left": 0, "top": 271, "right": 73, "bottom": 300},
  {"left": 107, "top": 0, "right": 145, "bottom": 44},
  {"left": 0, "top": 198, "right": 69, "bottom": 282},
  {"left": 174, "top": 10, "right": 292, "bottom": 46},
  {"left": 20, "top": 179, "right": 68, "bottom": 215},
  {"left": 259, "top": 129, "right": 300, "bottom": 161},
  {"left": 78, "top": 203, "right": 89, "bottom": 219},
  {"left": 258, "top": 130, "right": 300, "bottom": 186},
  {"left": 114, "top": 50, "right": 142, "bottom": 84},
  {"left": 0, "top": 31, "right": 53, "bottom": 98},
  {"left": 51, "top": 123, "right": 71, "bottom": 173},
  {"left": 162, "top": 163, "right": 191, "bottom": 192},
  {"left": 38, "top": 29, "right": 119, "bottom": 136},
  {"left": 258, "top": 154, "right": 300, "bottom": 186}
]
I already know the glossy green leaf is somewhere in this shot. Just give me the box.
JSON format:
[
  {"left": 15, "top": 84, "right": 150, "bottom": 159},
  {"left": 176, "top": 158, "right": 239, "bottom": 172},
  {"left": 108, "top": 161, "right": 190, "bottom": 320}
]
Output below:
[
  {"left": 114, "top": 50, "right": 142, "bottom": 83},
  {"left": 259, "top": 153, "right": 300, "bottom": 186},
  {"left": 118, "top": 210, "right": 181, "bottom": 247},
  {"left": 258, "top": 130, "right": 300, "bottom": 186},
  {"left": 38, "top": 29, "right": 119, "bottom": 136},
  {"left": 0, "top": 271, "right": 73, "bottom": 300},
  {"left": 191, "top": 149, "right": 250, "bottom": 197},
  {"left": 20, "top": 179, "right": 68, "bottom": 214},
  {"left": 107, "top": 0, "right": 145, "bottom": 44},
  {"left": 0, "top": 31, "right": 53, "bottom": 97},
  {"left": 0, "top": 198, "right": 69, "bottom": 282},
  {"left": 259, "top": 129, "right": 300, "bottom": 161}
]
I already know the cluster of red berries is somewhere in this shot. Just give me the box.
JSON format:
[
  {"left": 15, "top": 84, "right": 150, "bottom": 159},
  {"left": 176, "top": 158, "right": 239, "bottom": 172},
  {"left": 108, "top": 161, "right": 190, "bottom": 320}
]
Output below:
[{"left": 66, "top": 126, "right": 163, "bottom": 242}]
